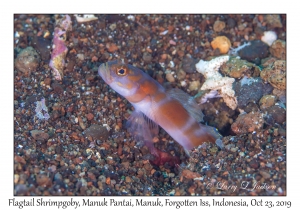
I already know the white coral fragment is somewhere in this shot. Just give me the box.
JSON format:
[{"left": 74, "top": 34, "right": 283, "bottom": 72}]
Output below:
[
  {"left": 261, "top": 31, "right": 277, "bottom": 46},
  {"left": 74, "top": 14, "right": 98, "bottom": 23},
  {"left": 195, "top": 56, "right": 237, "bottom": 110},
  {"left": 35, "top": 98, "right": 50, "bottom": 120},
  {"left": 127, "top": 15, "right": 135, "bottom": 21}
]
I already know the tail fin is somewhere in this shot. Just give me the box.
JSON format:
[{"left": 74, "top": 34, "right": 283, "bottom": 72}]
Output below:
[
  {"left": 203, "top": 124, "right": 224, "bottom": 149},
  {"left": 202, "top": 124, "right": 222, "bottom": 141}
]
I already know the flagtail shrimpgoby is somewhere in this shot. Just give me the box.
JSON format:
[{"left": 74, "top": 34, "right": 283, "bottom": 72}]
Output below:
[{"left": 98, "top": 60, "right": 222, "bottom": 156}]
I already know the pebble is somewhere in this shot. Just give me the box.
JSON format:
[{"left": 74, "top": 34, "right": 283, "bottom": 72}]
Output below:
[
  {"left": 109, "top": 23, "right": 117, "bottom": 31},
  {"left": 265, "top": 14, "right": 283, "bottom": 28},
  {"left": 142, "top": 52, "right": 152, "bottom": 63},
  {"left": 188, "top": 81, "right": 200, "bottom": 91},
  {"left": 259, "top": 95, "right": 277, "bottom": 110},
  {"left": 213, "top": 20, "right": 226, "bottom": 32},
  {"left": 238, "top": 40, "right": 269, "bottom": 64},
  {"left": 231, "top": 112, "right": 264, "bottom": 135},
  {"left": 235, "top": 77, "right": 273, "bottom": 109},
  {"left": 227, "top": 18, "right": 236, "bottom": 28},
  {"left": 182, "top": 55, "right": 196, "bottom": 73},
  {"left": 66, "top": 59, "right": 76, "bottom": 71},
  {"left": 49, "top": 165, "right": 57, "bottom": 172},
  {"left": 98, "top": 175, "right": 106, "bottom": 183},
  {"left": 166, "top": 73, "right": 175, "bottom": 83},
  {"left": 14, "top": 155, "right": 26, "bottom": 164},
  {"left": 261, "top": 57, "right": 277, "bottom": 68},
  {"left": 260, "top": 60, "right": 286, "bottom": 90},
  {"left": 221, "top": 57, "right": 260, "bottom": 78},
  {"left": 264, "top": 105, "right": 286, "bottom": 125},
  {"left": 15, "top": 46, "right": 40, "bottom": 74},
  {"left": 177, "top": 70, "right": 186, "bottom": 80},
  {"left": 188, "top": 185, "right": 196, "bottom": 195},
  {"left": 180, "top": 80, "right": 187, "bottom": 87},
  {"left": 14, "top": 184, "right": 28, "bottom": 195},
  {"left": 36, "top": 174, "right": 52, "bottom": 187},
  {"left": 84, "top": 124, "right": 109, "bottom": 141},
  {"left": 266, "top": 163, "right": 273, "bottom": 168},
  {"left": 111, "top": 179, "right": 116, "bottom": 185},
  {"left": 238, "top": 23, "right": 246, "bottom": 31},
  {"left": 278, "top": 126, "right": 286, "bottom": 137},
  {"left": 14, "top": 174, "right": 19, "bottom": 184},
  {"left": 86, "top": 113, "right": 94, "bottom": 121},
  {"left": 168, "top": 173, "right": 175, "bottom": 178},
  {"left": 106, "top": 177, "right": 111, "bottom": 185},
  {"left": 31, "top": 36, "right": 51, "bottom": 61},
  {"left": 51, "top": 82, "right": 64, "bottom": 94},
  {"left": 261, "top": 31, "right": 277, "bottom": 46},
  {"left": 19, "top": 173, "right": 27, "bottom": 184},
  {"left": 107, "top": 43, "right": 118, "bottom": 53},
  {"left": 273, "top": 88, "right": 286, "bottom": 103},
  {"left": 44, "top": 78, "right": 51, "bottom": 86},
  {"left": 249, "top": 159, "right": 260, "bottom": 169},
  {"left": 78, "top": 116, "right": 86, "bottom": 130},
  {"left": 181, "top": 169, "right": 201, "bottom": 179},
  {"left": 125, "top": 176, "right": 132, "bottom": 183},
  {"left": 270, "top": 40, "right": 286, "bottom": 60},
  {"left": 77, "top": 54, "right": 85, "bottom": 61},
  {"left": 54, "top": 172, "right": 63, "bottom": 181},
  {"left": 30, "top": 130, "right": 49, "bottom": 141},
  {"left": 210, "top": 36, "right": 231, "bottom": 54},
  {"left": 169, "top": 40, "right": 176, "bottom": 45},
  {"left": 273, "top": 128, "right": 279, "bottom": 136},
  {"left": 259, "top": 170, "right": 271, "bottom": 179},
  {"left": 230, "top": 147, "right": 238, "bottom": 153}
]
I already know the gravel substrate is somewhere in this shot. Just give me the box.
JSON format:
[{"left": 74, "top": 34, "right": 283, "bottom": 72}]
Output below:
[{"left": 14, "top": 14, "right": 286, "bottom": 196}]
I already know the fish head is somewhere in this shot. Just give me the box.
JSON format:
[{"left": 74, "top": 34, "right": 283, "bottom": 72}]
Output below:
[{"left": 98, "top": 60, "right": 143, "bottom": 97}]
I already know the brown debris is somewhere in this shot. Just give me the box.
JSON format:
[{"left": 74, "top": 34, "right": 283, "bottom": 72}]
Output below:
[{"left": 231, "top": 112, "right": 264, "bottom": 135}]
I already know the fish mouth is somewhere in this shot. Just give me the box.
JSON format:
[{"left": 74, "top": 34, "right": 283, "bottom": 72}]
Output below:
[{"left": 98, "top": 62, "right": 112, "bottom": 84}]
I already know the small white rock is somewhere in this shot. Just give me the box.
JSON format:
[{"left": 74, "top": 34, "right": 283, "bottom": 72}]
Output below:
[
  {"left": 127, "top": 15, "right": 135, "bottom": 21},
  {"left": 169, "top": 61, "right": 175, "bottom": 68},
  {"left": 160, "top": 30, "right": 168, "bottom": 35},
  {"left": 74, "top": 14, "right": 98, "bottom": 23},
  {"left": 77, "top": 54, "right": 85, "bottom": 61},
  {"left": 180, "top": 80, "right": 187, "bottom": 87},
  {"left": 261, "top": 31, "right": 277, "bottom": 46}
]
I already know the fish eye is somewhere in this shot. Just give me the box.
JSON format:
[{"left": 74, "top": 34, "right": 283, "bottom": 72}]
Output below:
[{"left": 116, "top": 67, "right": 127, "bottom": 76}]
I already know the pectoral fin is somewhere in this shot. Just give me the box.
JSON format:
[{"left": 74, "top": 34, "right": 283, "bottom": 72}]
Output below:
[{"left": 126, "top": 110, "right": 159, "bottom": 155}]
